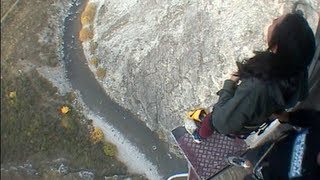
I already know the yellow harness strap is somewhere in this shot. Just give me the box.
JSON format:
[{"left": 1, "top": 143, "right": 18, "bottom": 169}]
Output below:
[{"left": 186, "top": 108, "right": 208, "bottom": 122}]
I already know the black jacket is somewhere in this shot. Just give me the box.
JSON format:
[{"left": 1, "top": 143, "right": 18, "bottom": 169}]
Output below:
[{"left": 211, "top": 72, "right": 308, "bottom": 134}]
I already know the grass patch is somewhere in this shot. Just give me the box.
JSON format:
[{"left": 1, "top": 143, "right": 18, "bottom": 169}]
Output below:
[
  {"left": 81, "top": 3, "right": 97, "bottom": 26},
  {"left": 96, "top": 67, "right": 106, "bottom": 79},
  {"left": 79, "top": 27, "right": 94, "bottom": 42}
]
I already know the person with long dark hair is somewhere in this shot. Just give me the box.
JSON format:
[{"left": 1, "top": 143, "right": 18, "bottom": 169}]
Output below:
[{"left": 193, "top": 12, "right": 316, "bottom": 142}]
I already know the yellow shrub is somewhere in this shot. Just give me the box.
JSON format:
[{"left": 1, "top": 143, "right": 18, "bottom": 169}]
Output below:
[
  {"left": 81, "top": 3, "right": 97, "bottom": 25},
  {"left": 96, "top": 67, "right": 106, "bottom": 79},
  {"left": 90, "top": 57, "right": 98, "bottom": 67},
  {"left": 91, "top": 127, "right": 104, "bottom": 144},
  {"left": 79, "top": 27, "right": 93, "bottom": 42},
  {"left": 8, "top": 91, "right": 17, "bottom": 105},
  {"left": 103, "top": 142, "right": 118, "bottom": 157},
  {"left": 60, "top": 105, "right": 70, "bottom": 114},
  {"left": 81, "top": 16, "right": 91, "bottom": 26},
  {"left": 9, "top": 91, "right": 16, "bottom": 98}
]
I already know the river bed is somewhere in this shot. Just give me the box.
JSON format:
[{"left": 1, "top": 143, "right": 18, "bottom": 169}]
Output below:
[{"left": 62, "top": 0, "right": 187, "bottom": 178}]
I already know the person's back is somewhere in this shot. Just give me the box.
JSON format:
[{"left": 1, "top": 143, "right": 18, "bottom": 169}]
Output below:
[
  {"left": 210, "top": 72, "right": 308, "bottom": 135},
  {"left": 219, "top": 75, "right": 304, "bottom": 130}
]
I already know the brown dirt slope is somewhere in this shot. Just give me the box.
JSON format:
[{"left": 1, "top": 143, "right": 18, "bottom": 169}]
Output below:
[{"left": 1, "top": 0, "right": 139, "bottom": 179}]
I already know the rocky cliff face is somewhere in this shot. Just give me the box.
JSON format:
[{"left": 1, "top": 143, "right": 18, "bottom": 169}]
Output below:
[{"left": 86, "top": 0, "right": 319, "bottom": 143}]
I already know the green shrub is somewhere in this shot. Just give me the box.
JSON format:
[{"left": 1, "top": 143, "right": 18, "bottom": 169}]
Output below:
[
  {"left": 103, "top": 142, "right": 117, "bottom": 157},
  {"left": 96, "top": 67, "right": 106, "bottom": 79}
]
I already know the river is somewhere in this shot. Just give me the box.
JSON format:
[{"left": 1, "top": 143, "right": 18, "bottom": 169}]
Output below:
[{"left": 62, "top": 0, "right": 188, "bottom": 178}]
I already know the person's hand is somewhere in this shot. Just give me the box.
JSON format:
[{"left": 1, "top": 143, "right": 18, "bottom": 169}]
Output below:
[
  {"left": 273, "top": 111, "right": 289, "bottom": 123},
  {"left": 230, "top": 71, "right": 240, "bottom": 83}
]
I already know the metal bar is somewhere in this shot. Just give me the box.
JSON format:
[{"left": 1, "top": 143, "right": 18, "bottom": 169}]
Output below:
[{"left": 308, "top": 15, "right": 320, "bottom": 92}]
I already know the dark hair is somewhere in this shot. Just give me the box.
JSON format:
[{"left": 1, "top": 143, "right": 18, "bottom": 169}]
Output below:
[{"left": 237, "top": 13, "right": 316, "bottom": 80}]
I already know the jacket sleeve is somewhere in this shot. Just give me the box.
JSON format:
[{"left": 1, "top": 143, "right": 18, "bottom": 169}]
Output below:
[{"left": 211, "top": 79, "right": 263, "bottom": 134}]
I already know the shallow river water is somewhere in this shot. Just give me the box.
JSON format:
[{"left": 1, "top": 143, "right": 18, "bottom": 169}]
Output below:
[{"left": 62, "top": 0, "right": 188, "bottom": 178}]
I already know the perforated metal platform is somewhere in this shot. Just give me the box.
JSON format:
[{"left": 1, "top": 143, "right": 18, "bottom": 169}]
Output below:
[{"left": 172, "top": 126, "right": 248, "bottom": 179}]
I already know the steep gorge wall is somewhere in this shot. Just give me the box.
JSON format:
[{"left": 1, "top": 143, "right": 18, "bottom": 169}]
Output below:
[{"left": 85, "top": 0, "right": 319, "bottom": 143}]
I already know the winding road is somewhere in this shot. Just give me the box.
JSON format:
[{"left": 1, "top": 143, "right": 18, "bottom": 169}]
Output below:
[{"left": 62, "top": 0, "right": 187, "bottom": 178}]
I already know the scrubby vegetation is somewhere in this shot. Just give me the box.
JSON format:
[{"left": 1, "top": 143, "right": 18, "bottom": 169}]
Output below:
[
  {"left": 90, "top": 127, "right": 118, "bottom": 157},
  {"left": 90, "top": 41, "right": 98, "bottom": 53},
  {"left": 103, "top": 142, "right": 118, "bottom": 157},
  {"left": 91, "top": 127, "right": 104, "bottom": 144},
  {"left": 96, "top": 67, "right": 107, "bottom": 79},
  {"left": 1, "top": 0, "right": 129, "bottom": 178},
  {"left": 1, "top": 62, "right": 126, "bottom": 177},
  {"left": 79, "top": 2, "right": 96, "bottom": 42},
  {"left": 79, "top": 27, "right": 94, "bottom": 42},
  {"left": 81, "top": 3, "right": 97, "bottom": 26},
  {"left": 90, "top": 57, "right": 99, "bottom": 67}
]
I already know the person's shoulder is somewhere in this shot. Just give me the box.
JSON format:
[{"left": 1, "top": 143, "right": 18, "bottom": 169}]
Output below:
[
  {"left": 240, "top": 78, "right": 279, "bottom": 101},
  {"left": 240, "top": 77, "right": 270, "bottom": 89}
]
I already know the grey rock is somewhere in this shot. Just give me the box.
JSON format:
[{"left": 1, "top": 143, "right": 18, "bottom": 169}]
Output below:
[
  {"left": 78, "top": 170, "right": 95, "bottom": 180},
  {"left": 58, "top": 163, "right": 69, "bottom": 175},
  {"left": 104, "top": 174, "right": 146, "bottom": 180}
]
